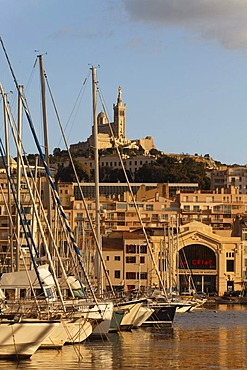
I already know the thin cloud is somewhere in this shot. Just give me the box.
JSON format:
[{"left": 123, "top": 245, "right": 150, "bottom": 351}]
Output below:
[
  {"left": 129, "top": 37, "right": 143, "bottom": 48},
  {"left": 123, "top": 0, "right": 247, "bottom": 49},
  {"left": 49, "top": 27, "right": 98, "bottom": 40}
]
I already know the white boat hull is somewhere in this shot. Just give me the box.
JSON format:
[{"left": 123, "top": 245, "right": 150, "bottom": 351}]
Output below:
[
  {"left": 117, "top": 300, "right": 146, "bottom": 331},
  {"left": 132, "top": 306, "right": 154, "bottom": 328},
  {"left": 40, "top": 320, "right": 70, "bottom": 348},
  {"left": 0, "top": 319, "right": 59, "bottom": 359},
  {"left": 64, "top": 317, "right": 93, "bottom": 344},
  {"left": 89, "top": 301, "right": 114, "bottom": 336}
]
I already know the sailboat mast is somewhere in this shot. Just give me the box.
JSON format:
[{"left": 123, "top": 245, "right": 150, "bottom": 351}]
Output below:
[
  {"left": 176, "top": 215, "right": 180, "bottom": 293},
  {"left": 2, "top": 92, "right": 14, "bottom": 272},
  {"left": 92, "top": 66, "right": 103, "bottom": 296},
  {"left": 16, "top": 85, "right": 23, "bottom": 271},
  {"left": 38, "top": 54, "right": 52, "bottom": 248}
]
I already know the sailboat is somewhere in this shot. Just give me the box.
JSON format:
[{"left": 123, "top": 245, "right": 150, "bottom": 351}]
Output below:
[
  {"left": 0, "top": 315, "right": 59, "bottom": 359},
  {"left": 0, "top": 52, "right": 103, "bottom": 350},
  {"left": 84, "top": 67, "right": 178, "bottom": 329}
]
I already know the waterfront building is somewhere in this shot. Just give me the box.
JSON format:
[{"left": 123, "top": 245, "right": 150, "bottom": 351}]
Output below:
[
  {"left": 174, "top": 222, "right": 242, "bottom": 295},
  {"left": 55, "top": 182, "right": 245, "bottom": 295},
  {"left": 102, "top": 232, "right": 152, "bottom": 293},
  {"left": 100, "top": 222, "right": 242, "bottom": 296},
  {"left": 0, "top": 157, "right": 245, "bottom": 297}
]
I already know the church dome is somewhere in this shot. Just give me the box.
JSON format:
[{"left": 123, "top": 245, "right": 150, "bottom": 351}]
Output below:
[
  {"left": 97, "top": 111, "right": 107, "bottom": 124},
  {"left": 98, "top": 111, "right": 106, "bottom": 118}
]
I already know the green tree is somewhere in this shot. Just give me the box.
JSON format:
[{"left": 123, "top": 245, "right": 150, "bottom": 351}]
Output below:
[{"left": 55, "top": 160, "right": 89, "bottom": 182}]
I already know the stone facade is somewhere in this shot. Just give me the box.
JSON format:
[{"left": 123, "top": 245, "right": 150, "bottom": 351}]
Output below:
[{"left": 101, "top": 222, "right": 242, "bottom": 296}]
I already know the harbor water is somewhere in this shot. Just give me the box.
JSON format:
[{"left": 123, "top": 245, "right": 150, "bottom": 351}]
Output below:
[{"left": 2, "top": 304, "right": 247, "bottom": 370}]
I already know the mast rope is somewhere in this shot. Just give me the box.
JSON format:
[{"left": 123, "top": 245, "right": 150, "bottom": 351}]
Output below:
[
  {"left": 0, "top": 37, "right": 97, "bottom": 304},
  {"left": 0, "top": 139, "right": 45, "bottom": 295},
  {"left": 97, "top": 87, "right": 169, "bottom": 299},
  {"left": 44, "top": 72, "right": 115, "bottom": 297},
  {"left": 57, "top": 71, "right": 90, "bottom": 147}
]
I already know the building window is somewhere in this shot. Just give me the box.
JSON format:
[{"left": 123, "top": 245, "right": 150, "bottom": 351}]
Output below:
[
  {"left": 106, "top": 256, "right": 109, "bottom": 261},
  {"left": 126, "top": 244, "right": 136, "bottom": 253},
  {"left": 126, "top": 272, "right": 136, "bottom": 279},
  {"left": 226, "top": 260, "right": 234, "bottom": 272},
  {"left": 23, "top": 207, "right": 31, "bottom": 214},
  {"left": 146, "top": 204, "right": 153, "bottom": 211},
  {"left": 179, "top": 244, "right": 216, "bottom": 270},
  {"left": 152, "top": 213, "right": 159, "bottom": 220},
  {"left": 126, "top": 256, "right": 136, "bottom": 263},
  {"left": 114, "top": 270, "right": 120, "bottom": 279},
  {"left": 114, "top": 256, "right": 121, "bottom": 261},
  {"left": 140, "top": 272, "right": 147, "bottom": 279},
  {"left": 161, "top": 213, "right": 168, "bottom": 220},
  {"left": 77, "top": 213, "right": 83, "bottom": 220},
  {"left": 226, "top": 252, "right": 234, "bottom": 258},
  {"left": 140, "top": 256, "right": 145, "bottom": 264},
  {"left": 140, "top": 245, "right": 147, "bottom": 254}
]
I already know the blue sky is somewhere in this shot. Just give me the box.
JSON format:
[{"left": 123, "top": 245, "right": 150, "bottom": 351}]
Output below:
[{"left": 1, "top": 0, "right": 247, "bottom": 165}]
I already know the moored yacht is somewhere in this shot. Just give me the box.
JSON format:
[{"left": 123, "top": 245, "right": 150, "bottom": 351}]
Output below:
[
  {"left": 132, "top": 305, "right": 155, "bottom": 328},
  {"left": 116, "top": 298, "right": 147, "bottom": 331},
  {"left": 0, "top": 316, "right": 59, "bottom": 359},
  {"left": 142, "top": 299, "right": 177, "bottom": 327}
]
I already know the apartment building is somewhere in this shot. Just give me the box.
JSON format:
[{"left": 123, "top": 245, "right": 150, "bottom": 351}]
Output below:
[
  {"left": 102, "top": 232, "right": 153, "bottom": 292},
  {"left": 211, "top": 166, "right": 247, "bottom": 194},
  {"left": 57, "top": 182, "right": 180, "bottom": 234},
  {"left": 176, "top": 187, "right": 247, "bottom": 235},
  {"left": 55, "top": 182, "right": 245, "bottom": 295},
  {"left": 0, "top": 164, "right": 245, "bottom": 296},
  {"left": 101, "top": 222, "right": 243, "bottom": 296}
]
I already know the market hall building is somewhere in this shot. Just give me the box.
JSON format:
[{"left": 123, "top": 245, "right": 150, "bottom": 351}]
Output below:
[
  {"left": 175, "top": 222, "right": 242, "bottom": 296},
  {"left": 102, "top": 221, "right": 243, "bottom": 297}
]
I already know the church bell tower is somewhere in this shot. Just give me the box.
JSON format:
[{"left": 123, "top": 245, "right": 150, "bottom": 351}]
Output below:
[{"left": 113, "top": 86, "right": 126, "bottom": 140}]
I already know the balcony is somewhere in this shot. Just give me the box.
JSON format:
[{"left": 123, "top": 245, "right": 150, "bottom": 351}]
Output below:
[{"left": 181, "top": 209, "right": 201, "bottom": 214}]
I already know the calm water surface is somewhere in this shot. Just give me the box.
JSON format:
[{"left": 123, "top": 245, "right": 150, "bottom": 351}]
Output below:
[{"left": 2, "top": 304, "right": 247, "bottom": 370}]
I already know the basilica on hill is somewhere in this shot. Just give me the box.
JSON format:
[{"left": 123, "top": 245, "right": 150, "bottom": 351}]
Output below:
[{"left": 70, "top": 86, "right": 156, "bottom": 155}]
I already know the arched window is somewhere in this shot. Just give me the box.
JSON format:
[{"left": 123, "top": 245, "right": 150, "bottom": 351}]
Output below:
[{"left": 179, "top": 244, "right": 216, "bottom": 270}]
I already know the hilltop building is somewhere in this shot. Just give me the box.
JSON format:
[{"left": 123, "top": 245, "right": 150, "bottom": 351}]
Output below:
[{"left": 69, "top": 86, "right": 156, "bottom": 155}]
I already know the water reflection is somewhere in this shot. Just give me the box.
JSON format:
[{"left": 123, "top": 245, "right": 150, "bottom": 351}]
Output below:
[{"left": 1, "top": 306, "right": 247, "bottom": 369}]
